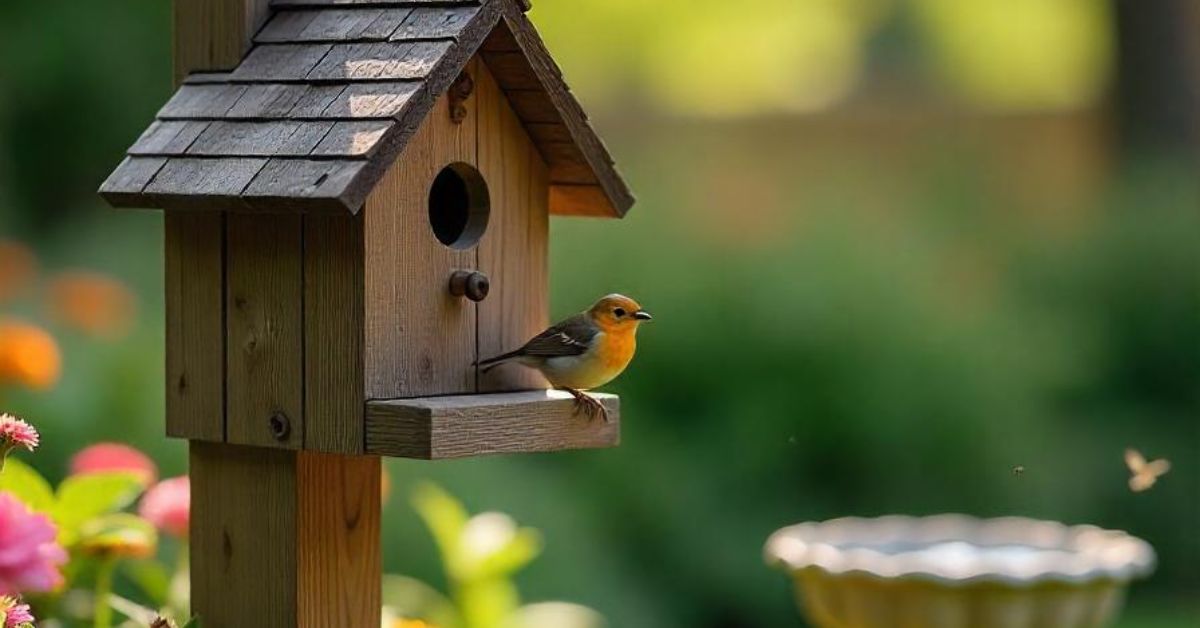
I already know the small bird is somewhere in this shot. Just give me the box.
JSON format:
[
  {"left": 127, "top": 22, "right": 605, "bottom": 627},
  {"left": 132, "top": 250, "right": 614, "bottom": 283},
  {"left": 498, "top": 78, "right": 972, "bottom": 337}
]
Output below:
[
  {"left": 1125, "top": 448, "right": 1170, "bottom": 492},
  {"left": 477, "top": 294, "right": 652, "bottom": 422}
]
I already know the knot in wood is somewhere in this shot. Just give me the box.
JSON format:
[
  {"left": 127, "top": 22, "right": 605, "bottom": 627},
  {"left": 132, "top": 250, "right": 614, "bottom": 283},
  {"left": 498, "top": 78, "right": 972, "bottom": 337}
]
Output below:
[{"left": 449, "top": 72, "right": 475, "bottom": 124}]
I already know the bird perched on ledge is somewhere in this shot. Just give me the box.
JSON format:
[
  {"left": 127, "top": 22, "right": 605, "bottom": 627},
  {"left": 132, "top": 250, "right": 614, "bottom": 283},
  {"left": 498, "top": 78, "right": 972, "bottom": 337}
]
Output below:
[{"left": 478, "top": 294, "right": 652, "bottom": 422}]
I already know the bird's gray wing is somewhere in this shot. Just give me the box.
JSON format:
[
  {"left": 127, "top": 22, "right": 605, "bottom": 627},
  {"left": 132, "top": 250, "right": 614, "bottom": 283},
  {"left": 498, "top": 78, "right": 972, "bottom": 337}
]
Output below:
[{"left": 519, "top": 313, "right": 598, "bottom": 357}]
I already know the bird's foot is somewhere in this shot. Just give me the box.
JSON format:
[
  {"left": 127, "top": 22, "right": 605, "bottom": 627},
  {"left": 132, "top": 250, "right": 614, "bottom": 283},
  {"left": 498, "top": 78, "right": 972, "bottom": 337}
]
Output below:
[{"left": 561, "top": 388, "right": 609, "bottom": 423}]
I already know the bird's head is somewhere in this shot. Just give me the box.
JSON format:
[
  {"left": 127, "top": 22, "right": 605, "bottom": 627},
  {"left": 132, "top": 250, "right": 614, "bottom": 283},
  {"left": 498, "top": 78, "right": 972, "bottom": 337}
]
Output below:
[{"left": 588, "top": 294, "right": 652, "bottom": 333}]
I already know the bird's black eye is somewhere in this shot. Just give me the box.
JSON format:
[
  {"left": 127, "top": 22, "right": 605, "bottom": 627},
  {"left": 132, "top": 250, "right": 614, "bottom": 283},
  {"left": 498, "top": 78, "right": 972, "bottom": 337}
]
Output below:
[{"left": 613, "top": 307, "right": 627, "bottom": 318}]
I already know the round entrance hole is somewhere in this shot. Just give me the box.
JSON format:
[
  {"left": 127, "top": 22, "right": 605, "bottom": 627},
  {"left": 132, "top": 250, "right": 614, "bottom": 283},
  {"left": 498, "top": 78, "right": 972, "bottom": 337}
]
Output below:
[{"left": 428, "top": 163, "right": 490, "bottom": 249}]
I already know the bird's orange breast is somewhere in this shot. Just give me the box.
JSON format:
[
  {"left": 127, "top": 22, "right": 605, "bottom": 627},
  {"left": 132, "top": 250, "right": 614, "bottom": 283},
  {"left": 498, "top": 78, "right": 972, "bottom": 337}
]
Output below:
[{"left": 596, "top": 329, "right": 636, "bottom": 372}]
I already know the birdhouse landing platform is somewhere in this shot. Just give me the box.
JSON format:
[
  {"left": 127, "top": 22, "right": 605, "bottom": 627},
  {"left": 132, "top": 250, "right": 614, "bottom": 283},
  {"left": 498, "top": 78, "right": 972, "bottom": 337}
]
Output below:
[{"left": 366, "top": 390, "right": 619, "bottom": 459}]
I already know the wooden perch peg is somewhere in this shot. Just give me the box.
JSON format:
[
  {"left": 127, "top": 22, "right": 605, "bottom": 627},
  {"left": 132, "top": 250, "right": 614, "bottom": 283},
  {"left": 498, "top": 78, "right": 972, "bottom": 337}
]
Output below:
[{"left": 449, "top": 270, "right": 490, "bottom": 302}]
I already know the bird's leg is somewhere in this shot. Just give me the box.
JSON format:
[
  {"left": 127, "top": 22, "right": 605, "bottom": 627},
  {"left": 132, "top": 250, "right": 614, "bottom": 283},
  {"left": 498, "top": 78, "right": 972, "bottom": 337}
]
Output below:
[{"left": 559, "top": 387, "right": 609, "bottom": 423}]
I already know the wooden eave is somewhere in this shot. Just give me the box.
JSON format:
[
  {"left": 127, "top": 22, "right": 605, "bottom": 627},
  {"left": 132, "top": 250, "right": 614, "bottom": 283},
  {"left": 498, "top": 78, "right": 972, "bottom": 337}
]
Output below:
[{"left": 99, "top": 0, "right": 633, "bottom": 218}]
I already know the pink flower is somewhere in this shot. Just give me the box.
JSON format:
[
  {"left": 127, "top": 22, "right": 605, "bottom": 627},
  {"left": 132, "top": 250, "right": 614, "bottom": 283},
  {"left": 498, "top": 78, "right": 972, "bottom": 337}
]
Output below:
[
  {"left": 0, "top": 492, "right": 66, "bottom": 595},
  {"left": 139, "top": 476, "right": 189, "bottom": 538},
  {"left": 70, "top": 443, "right": 157, "bottom": 486},
  {"left": 0, "top": 595, "right": 34, "bottom": 627},
  {"left": 0, "top": 414, "right": 37, "bottom": 453}
]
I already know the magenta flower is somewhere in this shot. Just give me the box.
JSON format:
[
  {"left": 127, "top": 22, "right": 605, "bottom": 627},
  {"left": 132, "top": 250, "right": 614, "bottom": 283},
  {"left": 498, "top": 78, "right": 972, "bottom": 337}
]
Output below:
[
  {"left": 0, "top": 415, "right": 38, "bottom": 465},
  {"left": 0, "top": 492, "right": 66, "bottom": 595},
  {"left": 139, "top": 476, "right": 190, "bottom": 538},
  {"left": 70, "top": 442, "right": 157, "bottom": 486},
  {"left": 0, "top": 595, "right": 34, "bottom": 627}
]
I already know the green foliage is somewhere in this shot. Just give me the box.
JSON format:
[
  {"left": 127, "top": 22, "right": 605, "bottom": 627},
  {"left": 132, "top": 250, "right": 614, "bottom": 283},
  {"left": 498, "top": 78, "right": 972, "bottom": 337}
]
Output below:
[
  {"left": 390, "top": 483, "right": 598, "bottom": 628},
  {"left": 0, "top": 458, "right": 55, "bottom": 512},
  {"left": 53, "top": 473, "right": 144, "bottom": 546}
]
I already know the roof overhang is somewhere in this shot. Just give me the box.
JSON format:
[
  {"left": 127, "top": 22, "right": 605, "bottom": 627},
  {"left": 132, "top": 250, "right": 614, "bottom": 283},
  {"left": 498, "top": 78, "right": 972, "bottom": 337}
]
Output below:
[{"left": 99, "top": 0, "right": 633, "bottom": 218}]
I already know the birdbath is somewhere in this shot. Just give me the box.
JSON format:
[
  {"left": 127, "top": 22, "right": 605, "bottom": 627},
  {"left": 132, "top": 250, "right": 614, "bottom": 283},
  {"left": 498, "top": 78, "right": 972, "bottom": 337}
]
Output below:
[{"left": 765, "top": 514, "right": 1155, "bottom": 628}]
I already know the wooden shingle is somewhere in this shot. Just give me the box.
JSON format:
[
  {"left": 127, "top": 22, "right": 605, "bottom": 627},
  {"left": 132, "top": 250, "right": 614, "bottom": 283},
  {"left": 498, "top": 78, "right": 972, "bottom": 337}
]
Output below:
[{"left": 102, "top": 0, "right": 633, "bottom": 217}]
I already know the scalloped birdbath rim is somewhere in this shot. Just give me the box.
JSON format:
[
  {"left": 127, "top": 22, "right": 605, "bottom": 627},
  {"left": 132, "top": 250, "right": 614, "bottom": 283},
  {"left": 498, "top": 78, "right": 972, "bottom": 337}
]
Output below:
[{"left": 765, "top": 514, "right": 1155, "bottom": 588}]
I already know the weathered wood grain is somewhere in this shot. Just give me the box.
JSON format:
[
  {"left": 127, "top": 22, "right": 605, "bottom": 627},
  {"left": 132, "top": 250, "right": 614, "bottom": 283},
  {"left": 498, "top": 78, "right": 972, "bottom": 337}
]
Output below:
[
  {"left": 541, "top": 141, "right": 597, "bottom": 184},
  {"left": 98, "top": 157, "right": 167, "bottom": 206},
  {"left": 254, "top": 9, "right": 320, "bottom": 43},
  {"left": 182, "top": 71, "right": 236, "bottom": 85},
  {"left": 310, "top": 120, "right": 393, "bottom": 156},
  {"left": 321, "top": 81, "right": 420, "bottom": 118},
  {"left": 496, "top": 7, "right": 634, "bottom": 216},
  {"left": 288, "top": 84, "right": 351, "bottom": 117},
  {"left": 130, "top": 121, "right": 209, "bottom": 155},
  {"left": 225, "top": 83, "right": 309, "bottom": 118},
  {"left": 231, "top": 43, "right": 334, "bottom": 82},
  {"left": 111, "top": 0, "right": 633, "bottom": 218},
  {"left": 158, "top": 84, "right": 247, "bottom": 119},
  {"left": 475, "top": 59, "right": 549, "bottom": 392},
  {"left": 243, "top": 158, "right": 368, "bottom": 209},
  {"left": 188, "top": 120, "right": 335, "bottom": 156},
  {"left": 297, "top": 452, "right": 381, "bottom": 626},
  {"left": 174, "top": 0, "right": 272, "bottom": 84},
  {"left": 363, "top": 62, "right": 476, "bottom": 400},
  {"left": 479, "top": 50, "right": 540, "bottom": 90},
  {"left": 273, "top": 0, "right": 477, "bottom": 6},
  {"left": 365, "top": 390, "right": 620, "bottom": 459},
  {"left": 225, "top": 213, "right": 304, "bottom": 448},
  {"left": 144, "top": 157, "right": 268, "bottom": 198},
  {"left": 502, "top": 89, "right": 560, "bottom": 124},
  {"left": 190, "top": 442, "right": 298, "bottom": 627},
  {"left": 335, "top": 1, "right": 500, "bottom": 213},
  {"left": 308, "top": 41, "right": 451, "bottom": 81},
  {"left": 303, "top": 213, "right": 365, "bottom": 453},
  {"left": 164, "top": 213, "right": 226, "bottom": 442},
  {"left": 258, "top": 8, "right": 412, "bottom": 43},
  {"left": 524, "top": 122, "right": 570, "bottom": 144},
  {"left": 391, "top": 6, "right": 479, "bottom": 41}
]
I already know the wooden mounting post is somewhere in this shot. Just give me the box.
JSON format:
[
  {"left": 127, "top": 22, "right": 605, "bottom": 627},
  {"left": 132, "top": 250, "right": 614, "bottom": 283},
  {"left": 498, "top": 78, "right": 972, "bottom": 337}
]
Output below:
[{"left": 173, "top": 2, "right": 381, "bottom": 626}]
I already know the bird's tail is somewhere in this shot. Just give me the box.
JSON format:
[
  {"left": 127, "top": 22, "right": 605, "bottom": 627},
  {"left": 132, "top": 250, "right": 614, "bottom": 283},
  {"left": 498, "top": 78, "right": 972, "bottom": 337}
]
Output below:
[{"left": 476, "top": 349, "right": 524, "bottom": 372}]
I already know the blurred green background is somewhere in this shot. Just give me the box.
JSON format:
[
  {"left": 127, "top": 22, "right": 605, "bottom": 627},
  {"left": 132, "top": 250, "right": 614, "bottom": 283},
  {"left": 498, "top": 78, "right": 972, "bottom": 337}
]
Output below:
[{"left": 1, "top": 0, "right": 1197, "bottom": 626}]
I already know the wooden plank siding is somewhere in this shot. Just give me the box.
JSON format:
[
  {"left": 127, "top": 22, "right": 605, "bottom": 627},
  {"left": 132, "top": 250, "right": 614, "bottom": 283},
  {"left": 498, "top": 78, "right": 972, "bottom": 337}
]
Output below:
[
  {"left": 475, "top": 59, "right": 549, "bottom": 392},
  {"left": 363, "top": 60, "right": 479, "bottom": 400},
  {"left": 303, "top": 213, "right": 366, "bottom": 454},
  {"left": 224, "top": 214, "right": 305, "bottom": 449}
]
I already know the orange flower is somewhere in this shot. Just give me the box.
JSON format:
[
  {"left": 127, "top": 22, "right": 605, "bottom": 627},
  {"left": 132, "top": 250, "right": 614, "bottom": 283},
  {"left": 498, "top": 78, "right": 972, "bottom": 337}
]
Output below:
[
  {"left": 0, "top": 241, "right": 36, "bottom": 304},
  {"left": 45, "top": 271, "right": 136, "bottom": 339},
  {"left": 393, "top": 620, "right": 435, "bottom": 628},
  {"left": 0, "top": 319, "right": 61, "bottom": 390}
]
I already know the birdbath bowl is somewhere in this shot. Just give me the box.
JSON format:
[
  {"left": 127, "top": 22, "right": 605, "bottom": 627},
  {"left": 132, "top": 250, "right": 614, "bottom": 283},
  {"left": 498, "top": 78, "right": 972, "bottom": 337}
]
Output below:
[{"left": 764, "top": 515, "right": 1155, "bottom": 628}]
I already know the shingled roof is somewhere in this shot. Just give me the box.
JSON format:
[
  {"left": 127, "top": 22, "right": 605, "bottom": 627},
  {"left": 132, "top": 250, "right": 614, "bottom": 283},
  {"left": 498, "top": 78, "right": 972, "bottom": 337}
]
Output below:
[{"left": 99, "top": 0, "right": 632, "bottom": 217}]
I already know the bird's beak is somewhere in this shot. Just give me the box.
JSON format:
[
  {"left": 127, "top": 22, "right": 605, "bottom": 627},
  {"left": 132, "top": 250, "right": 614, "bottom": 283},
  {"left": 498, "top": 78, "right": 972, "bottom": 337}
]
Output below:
[{"left": 633, "top": 310, "right": 653, "bottom": 321}]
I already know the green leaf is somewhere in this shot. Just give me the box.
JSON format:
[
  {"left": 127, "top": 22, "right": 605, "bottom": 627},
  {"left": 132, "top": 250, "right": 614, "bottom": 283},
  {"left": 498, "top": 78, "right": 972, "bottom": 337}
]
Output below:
[
  {"left": 0, "top": 457, "right": 54, "bottom": 512},
  {"left": 476, "top": 527, "right": 542, "bottom": 579},
  {"left": 412, "top": 483, "right": 470, "bottom": 565},
  {"left": 381, "top": 574, "right": 460, "bottom": 627},
  {"left": 53, "top": 472, "right": 145, "bottom": 542},
  {"left": 76, "top": 513, "right": 158, "bottom": 559},
  {"left": 107, "top": 593, "right": 160, "bottom": 624},
  {"left": 503, "top": 602, "right": 606, "bottom": 628}
]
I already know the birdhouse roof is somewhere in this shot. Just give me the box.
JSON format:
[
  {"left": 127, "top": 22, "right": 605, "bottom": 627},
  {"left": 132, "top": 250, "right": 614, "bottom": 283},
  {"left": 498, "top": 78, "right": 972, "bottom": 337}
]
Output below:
[{"left": 99, "top": 0, "right": 632, "bottom": 217}]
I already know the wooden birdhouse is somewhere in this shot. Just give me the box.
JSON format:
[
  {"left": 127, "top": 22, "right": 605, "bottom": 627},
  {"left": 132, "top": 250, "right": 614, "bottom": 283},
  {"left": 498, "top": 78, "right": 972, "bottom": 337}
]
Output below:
[{"left": 98, "top": 0, "right": 632, "bottom": 624}]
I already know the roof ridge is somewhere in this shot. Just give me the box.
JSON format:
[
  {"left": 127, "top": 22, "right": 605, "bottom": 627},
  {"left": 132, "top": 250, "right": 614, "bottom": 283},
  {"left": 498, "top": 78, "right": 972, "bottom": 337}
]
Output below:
[{"left": 100, "top": 0, "right": 633, "bottom": 218}]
